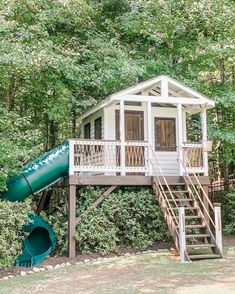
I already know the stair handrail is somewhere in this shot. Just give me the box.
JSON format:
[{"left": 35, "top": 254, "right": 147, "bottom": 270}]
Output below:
[
  {"left": 153, "top": 176, "right": 179, "bottom": 226},
  {"left": 180, "top": 148, "right": 215, "bottom": 229},
  {"left": 149, "top": 145, "right": 179, "bottom": 225}
]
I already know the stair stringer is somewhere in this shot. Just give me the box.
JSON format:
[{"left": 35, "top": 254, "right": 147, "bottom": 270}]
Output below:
[{"left": 152, "top": 177, "right": 180, "bottom": 252}]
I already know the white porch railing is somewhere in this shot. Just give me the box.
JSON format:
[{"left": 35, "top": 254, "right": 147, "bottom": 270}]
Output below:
[
  {"left": 182, "top": 142, "right": 204, "bottom": 174},
  {"left": 69, "top": 139, "right": 207, "bottom": 176},
  {"left": 69, "top": 139, "right": 149, "bottom": 175}
]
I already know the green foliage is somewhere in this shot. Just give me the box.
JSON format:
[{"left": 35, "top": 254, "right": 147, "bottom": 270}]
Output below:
[
  {"left": 0, "top": 0, "right": 234, "bottom": 180},
  {"left": 41, "top": 204, "right": 68, "bottom": 255},
  {"left": 0, "top": 107, "right": 42, "bottom": 191},
  {"left": 215, "top": 189, "right": 235, "bottom": 235},
  {"left": 0, "top": 200, "right": 31, "bottom": 268},
  {"left": 43, "top": 187, "right": 170, "bottom": 256}
]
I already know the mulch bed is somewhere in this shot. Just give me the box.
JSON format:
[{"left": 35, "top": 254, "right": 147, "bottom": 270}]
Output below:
[{"left": 0, "top": 240, "right": 174, "bottom": 279}]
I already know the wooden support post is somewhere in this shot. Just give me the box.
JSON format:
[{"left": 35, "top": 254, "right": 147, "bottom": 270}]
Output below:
[
  {"left": 201, "top": 107, "right": 208, "bottom": 176},
  {"left": 120, "top": 100, "right": 125, "bottom": 175},
  {"left": 36, "top": 189, "right": 52, "bottom": 214},
  {"left": 214, "top": 203, "right": 223, "bottom": 255},
  {"left": 68, "top": 184, "right": 76, "bottom": 258},
  {"left": 177, "top": 104, "right": 183, "bottom": 175},
  {"left": 147, "top": 101, "right": 152, "bottom": 175},
  {"left": 178, "top": 205, "right": 190, "bottom": 263}
]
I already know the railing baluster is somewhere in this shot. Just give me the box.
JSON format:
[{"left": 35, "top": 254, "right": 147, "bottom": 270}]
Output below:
[{"left": 70, "top": 139, "right": 148, "bottom": 174}]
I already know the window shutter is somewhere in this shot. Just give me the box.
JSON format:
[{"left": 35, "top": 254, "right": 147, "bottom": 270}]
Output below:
[
  {"left": 84, "top": 123, "right": 91, "bottom": 139},
  {"left": 94, "top": 117, "right": 102, "bottom": 139}
]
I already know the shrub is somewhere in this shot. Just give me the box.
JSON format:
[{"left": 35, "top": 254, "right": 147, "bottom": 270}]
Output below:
[
  {"left": 0, "top": 200, "right": 31, "bottom": 268},
  {"left": 44, "top": 187, "right": 170, "bottom": 255},
  {"left": 41, "top": 203, "right": 68, "bottom": 255}
]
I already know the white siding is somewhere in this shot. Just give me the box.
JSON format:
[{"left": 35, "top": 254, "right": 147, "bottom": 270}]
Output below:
[
  {"left": 81, "top": 109, "right": 104, "bottom": 139},
  {"left": 82, "top": 103, "right": 187, "bottom": 176},
  {"left": 104, "top": 102, "right": 148, "bottom": 140},
  {"left": 104, "top": 103, "right": 183, "bottom": 175},
  {"left": 151, "top": 107, "right": 178, "bottom": 176}
]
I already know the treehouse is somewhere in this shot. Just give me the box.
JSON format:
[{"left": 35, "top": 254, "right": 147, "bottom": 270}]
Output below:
[
  {"left": 68, "top": 75, "right": 223, "bottom": 263},
  {"left": 70, "top": 75, "right": 214, "bottom": 177}
]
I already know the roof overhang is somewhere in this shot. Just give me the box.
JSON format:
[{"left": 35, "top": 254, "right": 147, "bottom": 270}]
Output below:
[{"left": 79, "top": 75, "right": 215, "bottom": 120}]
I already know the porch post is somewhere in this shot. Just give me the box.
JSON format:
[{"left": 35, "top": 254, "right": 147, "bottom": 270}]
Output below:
[
  {"left": 69, "top": 139, "right": 75, "bottom": 176},
  {"left": 147, "top": 101, "right": 152, "bottom": 175},
  {"left": 201, "top": 107, "right": 208, "bottom": 176},
  {"left": 177, "top": 104, "right": 184, "bottom": 175},
  {"left": 178, "top": 205, "right": 190, "bottom": 263},
  {"left": 214, "top": 203, "right": 223, "bottom": 255},
  {"left": 120, "top": 100, "right": 125, "bottom": 175}
]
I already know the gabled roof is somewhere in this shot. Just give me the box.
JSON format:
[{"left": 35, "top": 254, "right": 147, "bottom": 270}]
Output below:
[{"left": 80, "top": 75, "right": 215, "bottom": 120}]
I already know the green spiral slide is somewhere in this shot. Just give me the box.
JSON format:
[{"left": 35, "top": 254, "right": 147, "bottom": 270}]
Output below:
[{"left": 0, "top": 141, "right": 70, "bottom": 267}]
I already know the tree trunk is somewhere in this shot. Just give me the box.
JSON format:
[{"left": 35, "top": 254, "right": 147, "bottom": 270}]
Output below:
[
  {"left": 220, "top": 59, "right": 225, "bottom": 84},
  {"left": 232, "top": 64, "right": 235, "bottom": 86},
  {"left": 71, "top": 109, "right": 76, "bottom": 136},
  {"left": 49, "top": 119, "right": 58, "bottom": 148}
]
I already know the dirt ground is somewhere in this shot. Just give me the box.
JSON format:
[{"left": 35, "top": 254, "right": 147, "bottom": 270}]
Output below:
[
  {"left": 0, "top": 240, "right": 174, "bottom": 279},
  {"left": 1, "top": 247, "right": 235, "bottom": 294}
]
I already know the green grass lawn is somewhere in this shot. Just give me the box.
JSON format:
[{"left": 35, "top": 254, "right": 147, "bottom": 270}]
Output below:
[{"left": 1, "top": 250, "right": 235, "bottom": 294}]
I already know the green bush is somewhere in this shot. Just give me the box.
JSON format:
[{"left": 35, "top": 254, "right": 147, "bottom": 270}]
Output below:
[
  {"left": 76, "top": 187, "right": 170, "bottom": 255},
  {"left": 44, "top": 187, "right": 170, "bottom": 255},
  {"left": 0, "top": 200, "right": 31, "bottom": 268},
  {"left": 41, "top": 203, "right": 68, "bottom": 255},
  {"left": 216, "top": 189, "right": 235, "bottom": 235}
]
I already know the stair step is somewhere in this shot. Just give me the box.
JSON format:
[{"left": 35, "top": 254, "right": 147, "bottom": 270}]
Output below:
[
  {"left": 173, "top": 207, "right": 198, "bottom": 211},
  {"left": 177, "top": 224, "right": 206, "bottom": 229},
  {"left": 186, "top": 234, "right": 210, "bottom": 238},
  {"left": 165, "top": 190, "right": 189, "bottom": 194},
  {"left": 188, "top": 254, "right": 221, "bottom": 260},
  {"left": 169, "top": 198, "right": 193, "bottom": 202},
  {"left": 185, "top": 216, "right": 201, "bottom": 219},
  {"left": 187, "top": 243, "right": 215, "bottom": 249},
  {"left": 185, "top": 224, "right": 206, "bottom": 229}
]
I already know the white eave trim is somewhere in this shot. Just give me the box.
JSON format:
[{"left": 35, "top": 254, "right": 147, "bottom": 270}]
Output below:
[
  {"left": 79, "top": 75, "right": 215, "bottom": 120},
  {"left": 112, "top": 94, "right": 215, "bottom": 107},
  {"left": 79, "top": 97, "right": 112, "bottom": 121}
]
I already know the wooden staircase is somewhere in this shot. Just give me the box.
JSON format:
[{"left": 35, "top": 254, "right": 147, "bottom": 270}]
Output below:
[{"left": 152, "top": 176, "right": 223, "bottom": 262}]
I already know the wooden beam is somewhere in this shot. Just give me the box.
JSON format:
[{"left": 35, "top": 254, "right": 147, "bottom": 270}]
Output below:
[
  {"left": 161, "top": 76, "right": 168, "bottom": 97},
  {"left": 113, "top": 95, "right": 212, "bottom": 106},
  {"left": 69, "top": 175, "right": 153, "bottom": 186},
  {"left": 110, "top": 76, "right": 162, "bottom": 97},
  {"left": 69, "top": 175, "right": 210, "bottom": 186},
  {"left": 183, "top": 176, "right": 210, "bottom": 185},
  {"left": 167, "top": 78, "right": 211, "bottom": 103},
  {"left": 68, "top": 185, "right": 76, "bottom": 258},
  {"left": 76, "top": 186, "right": 117, "bottom": 226},
  {"left": 36, "top": 189, "right": 52, "bottom": 214}
]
